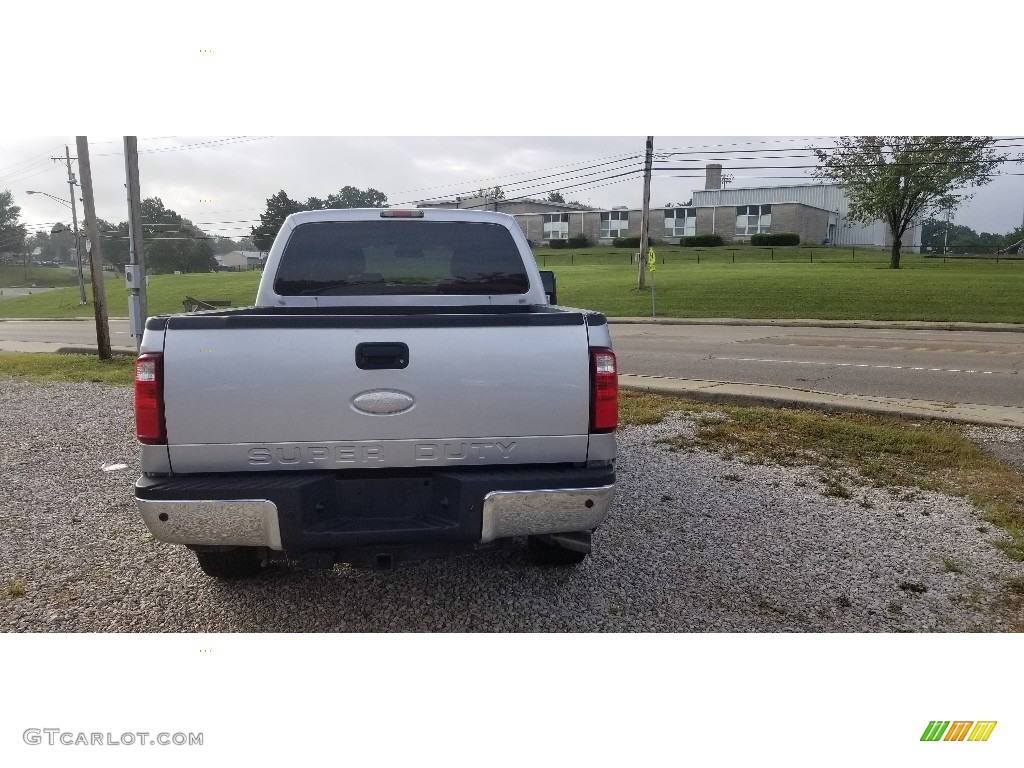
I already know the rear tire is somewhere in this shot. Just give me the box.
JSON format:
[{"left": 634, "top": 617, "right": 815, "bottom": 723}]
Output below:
[
  {"left": 527, "top": 533, "right": 590, "bottom": 566},
  {"left": 193, "top": 547, "right": 263, "bottom": 579}
]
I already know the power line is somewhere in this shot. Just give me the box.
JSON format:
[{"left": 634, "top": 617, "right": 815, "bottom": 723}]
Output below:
[
  {"left": 390, "top": 151, "right": 642, "bottom": 196},
  {"left": 91, "top": 136, "right": 273, "bottom": 157}
]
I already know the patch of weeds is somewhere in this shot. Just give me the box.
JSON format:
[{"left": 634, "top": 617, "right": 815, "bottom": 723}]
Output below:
[
  {"left": 836, "top": 594, "right": 852, "bottom": 608},
  {"left": 795, "top": 480, "right": 808, "bottom": 488},
  {"left": 899, "top": 581, "right": 928, "bottom": 595},
  {"left": 141, "top": 533, "right": 155, "bottom": 543},
  {"left": 977, "top": 525, "right": 989, "bottom": 534},
  {"left": 1006, "top": 577, "right": 1024, "bottom": 596},
  {"left": 6, "top": 578, "right": 27, "bottom": 597},
  {"left": 108, "top": 525, "right": 125, "bottom": 539},
  {"left": 886, "top": 601, "right": 904, "bottom": 615},
  {"left": 859, "top": 496, "right": 875, "bottom": 509},
  {"left": 821, "top": 475, "right": 852, "bottom": 499},
  {"left": 722, "top": 474, "right": 742, "bottom": 483},
  {"left": 41, "top": 561, "right": 53, "bottom": 570},
  {"left": 618, "top": 391, "right": 722, "bottom": 427},
  {"left": 921, "top": 510, "right": 931, "bottom": 516},
  {"left": 943, "top": 556, "right": 964, "bottom": 574}
]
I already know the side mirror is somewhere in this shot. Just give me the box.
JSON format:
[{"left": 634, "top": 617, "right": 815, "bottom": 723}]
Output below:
[{"left": 539, "top": 270, "right": 557, "bottom": 305}]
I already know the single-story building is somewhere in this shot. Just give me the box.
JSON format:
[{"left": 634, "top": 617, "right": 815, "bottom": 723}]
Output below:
[{"left": 215, "top": 250, "right": 266, "bottom": 271}]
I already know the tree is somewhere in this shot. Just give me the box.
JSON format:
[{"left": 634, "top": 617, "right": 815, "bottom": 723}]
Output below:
[
  {"left": 92, "top": 219, "right": 129, "bottom": 270},
  {"left": 0, "top": 190, "right": 27, "bottom": 256},
  {"left": 476, "top": 186, "right": 505, "bottom": 201},
  {"left": 546, "top": 191, "right": 566, "bottom": 204},
  {"left": 324, "top": 186, "right": 387, "bottom": 209},
  {"left": 251, "top": 190, "right": 305, "bottom": 252},
  {"left": 29, "top": 230, "right": 55, "bottom": 260},
  {"left": 999, "top": 226, "right": 1024, "bottom": 253},
  {"left": 140, "top": 198, "right": 217, "bottom": 274},
  {"left": 813, "top": 136, "right": 1013, "bottom": 268},
  {"left": 251, "top": 187, "right": 388, "bottom": 251}
]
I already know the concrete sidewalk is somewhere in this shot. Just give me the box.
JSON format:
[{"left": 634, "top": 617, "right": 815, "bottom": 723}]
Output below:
[{"left": 619, "top": 373, "right": 1024, "bottom": 428}]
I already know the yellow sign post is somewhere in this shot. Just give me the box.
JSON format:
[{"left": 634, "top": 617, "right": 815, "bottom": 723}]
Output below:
[{"left": 647, "top": 247, "right": 657, "bottom": 316}]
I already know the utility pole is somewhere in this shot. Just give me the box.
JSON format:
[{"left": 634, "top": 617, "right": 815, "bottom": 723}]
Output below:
[
  {"left": 75, "top": 137, "right": 112, "bottom": 360},
  {"left": 637, "top": 135, "right": 654, "bottom": 290},
  {"left": 124, "top": 136, "right": 147, "bottom": 351},
  {"left": 53, "top": 145, "right": 88, "bottom": 304}
]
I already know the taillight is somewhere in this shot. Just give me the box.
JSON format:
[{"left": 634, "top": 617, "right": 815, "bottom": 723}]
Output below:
[
  {"left": 135, "top": 353, "right": 166, "bottom": 444},
  {"left": 590, "top": 347, "right": 618, "bottom": 433}
]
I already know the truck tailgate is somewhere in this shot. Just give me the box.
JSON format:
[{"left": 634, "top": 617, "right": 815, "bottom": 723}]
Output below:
[{"left": 160, "top": 312, "right": 595, "bottom": 473}]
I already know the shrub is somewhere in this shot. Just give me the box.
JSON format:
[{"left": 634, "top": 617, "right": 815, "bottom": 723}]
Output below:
[
  {"left": 679, "top": 234, "right": 724, "bottom": 247},
  {"left": 549, "top": 239, "right": 570, "bottom": 249},
  {"left": 612, "top": 236, "right": 641, "bottom": 248},
  {"left": 750, "top": 232, "right": 800, "bottom": 246},
  {"left": 566, "top": 234, "right": 590, "bottom": 248}
]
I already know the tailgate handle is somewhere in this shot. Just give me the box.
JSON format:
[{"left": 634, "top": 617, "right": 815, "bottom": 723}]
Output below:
[{"left": 355, "top": 342, "right": 409, "bottom": 370}]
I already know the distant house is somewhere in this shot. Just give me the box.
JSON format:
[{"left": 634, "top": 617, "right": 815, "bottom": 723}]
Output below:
[{"left": 215, "top": 250, "right": 266, "bottom": 271}]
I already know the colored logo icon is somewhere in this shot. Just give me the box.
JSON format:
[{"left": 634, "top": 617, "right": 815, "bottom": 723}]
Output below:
[{"left": 921, "top": 721, "right": 996, "bottom": 742}]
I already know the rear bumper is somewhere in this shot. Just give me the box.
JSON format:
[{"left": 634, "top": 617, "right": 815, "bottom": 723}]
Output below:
[{"left": 135, "top": 464, "right": 615, "bottom": 565}]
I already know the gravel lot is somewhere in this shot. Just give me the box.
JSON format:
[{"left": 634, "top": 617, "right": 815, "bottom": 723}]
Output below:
[{"left": 2, "top": 380, "right": 1022, "bottom": 632}]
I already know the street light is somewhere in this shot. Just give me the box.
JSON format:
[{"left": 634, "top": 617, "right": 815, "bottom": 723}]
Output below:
[{"left": 27, "top": 190, "right": 87, "bottom": 304}]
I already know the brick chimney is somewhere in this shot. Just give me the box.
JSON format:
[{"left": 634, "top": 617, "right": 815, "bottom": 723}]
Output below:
[{"left": 705, "top": 163, "right": 722, "bottom": 190}]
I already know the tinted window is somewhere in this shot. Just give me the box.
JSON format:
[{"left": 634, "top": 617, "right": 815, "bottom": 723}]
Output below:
[{"left": 274, "top": 221, "right": 530, "bottom": 296}]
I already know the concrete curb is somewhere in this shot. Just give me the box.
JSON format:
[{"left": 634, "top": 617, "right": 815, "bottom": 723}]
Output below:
[
  {"left": 619, "top": 374, "right": 1024, "bottom": 429},
  {"left": 607, "top": 317, "right": 1024, "bottom": 333}
]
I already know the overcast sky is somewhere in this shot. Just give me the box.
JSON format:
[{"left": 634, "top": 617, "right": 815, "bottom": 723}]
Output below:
[{"left": 3, "top": 135, "right": 1022, "bottom": 241}]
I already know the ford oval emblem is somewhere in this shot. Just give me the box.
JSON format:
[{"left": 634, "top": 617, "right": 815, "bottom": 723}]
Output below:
[{"left": 352, "top": 390, "right": 415, "bottom": 415}]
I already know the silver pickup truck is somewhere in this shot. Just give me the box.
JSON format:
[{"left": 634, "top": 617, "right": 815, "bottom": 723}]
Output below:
[{"left": 133, "top": 208, "right": 617, "bottom": 578}]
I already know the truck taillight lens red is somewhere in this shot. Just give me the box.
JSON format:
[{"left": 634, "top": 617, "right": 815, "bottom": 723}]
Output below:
[
  {"left": 590, "top": 347, "right": 618, "bottom": 433},
  {"left": 135, "top": 353, "right": 166, "bottom": 444}
]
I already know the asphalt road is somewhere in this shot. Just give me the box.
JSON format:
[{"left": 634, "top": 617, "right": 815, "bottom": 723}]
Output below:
[
  {"left": 1, "top": 318, "right": 1022, "bottom": 408},
  {"left": 610, "top": 323, "right": 1024, "bottom": 407}
]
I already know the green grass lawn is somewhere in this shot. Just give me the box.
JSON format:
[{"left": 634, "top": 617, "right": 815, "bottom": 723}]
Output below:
[
  {"left": 0, "top": 264, "right": 94, "bottom": 289},
  {"left": 0, "top": 352, "right": 135, "bottom": 384},
  {"left": 544, "top": 248, "right": 1024, "bottom": 323},
  {"left": 0, "top": 270, "right": 262, "bottom": 319},
  {"left": 0, "top": 248, "right": 1021, "bottom": 323}
]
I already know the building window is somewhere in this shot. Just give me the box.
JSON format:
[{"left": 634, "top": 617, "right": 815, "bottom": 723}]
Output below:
[
  {"left": 735, "top": 204, "right": 771, "bottom": 235},
  {"left": 600, "top": 211, "right": 629, "bottom": 238},
  {"left": 665, "top": 208, "right": 696, "bottom": 238},
  {"left": 543, "top": 213, "right": 569, "bottom": 240}
]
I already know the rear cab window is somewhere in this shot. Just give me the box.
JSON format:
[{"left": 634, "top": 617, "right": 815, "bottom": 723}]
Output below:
[{"left": 274, "top": 220, "right": 530, "bottom": 296}]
